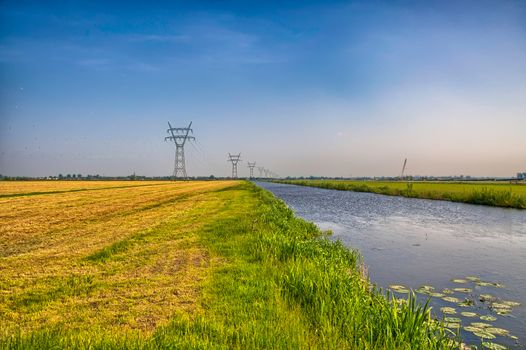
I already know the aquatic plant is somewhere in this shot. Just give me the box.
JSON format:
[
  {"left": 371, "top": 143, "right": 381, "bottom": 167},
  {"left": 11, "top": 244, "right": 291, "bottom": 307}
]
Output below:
[{"left": 389, "top": 275, "right": 521, "bottom": 349}]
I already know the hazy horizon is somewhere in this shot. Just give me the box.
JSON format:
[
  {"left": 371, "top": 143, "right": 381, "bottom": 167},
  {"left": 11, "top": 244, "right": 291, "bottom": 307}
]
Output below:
[{"left": 1, "top": 1, "right": 525, "bottom": 178}]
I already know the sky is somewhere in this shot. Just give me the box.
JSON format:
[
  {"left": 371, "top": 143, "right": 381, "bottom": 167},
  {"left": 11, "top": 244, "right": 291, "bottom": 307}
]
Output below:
[{"left": 1, "top": 0, "right": 525, "bottom": 178}]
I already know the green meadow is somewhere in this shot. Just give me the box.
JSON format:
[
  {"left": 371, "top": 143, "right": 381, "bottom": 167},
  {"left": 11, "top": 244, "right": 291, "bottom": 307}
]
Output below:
[
  {"left": 275, "top": 180, "right": 526, "bottom": 209},
  {"left": 0, "top": 181, "right": 454, "bottom": 349}
]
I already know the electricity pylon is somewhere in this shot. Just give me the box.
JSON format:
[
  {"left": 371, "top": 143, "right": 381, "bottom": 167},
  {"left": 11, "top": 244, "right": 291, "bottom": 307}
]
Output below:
[
  {"left": 257, "top": 166, "right": 265, "bottom": 178},
  {"left": 165, "top": 121, "right": 194, "bottom": 179},
  {"left": 247, "top": 162, "right": 256, "bottom": 179},
  {"left": 228, "top": 153, "right": 241, "bottom": 178}
]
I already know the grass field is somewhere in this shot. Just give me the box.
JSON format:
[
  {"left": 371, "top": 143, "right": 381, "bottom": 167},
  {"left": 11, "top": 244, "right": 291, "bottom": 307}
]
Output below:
[
  {"left": 275, "top": 180, "right": 526, "bottom": 209},
  {"left": 0, "top": 180, "right": 455, "bottom": 349}
]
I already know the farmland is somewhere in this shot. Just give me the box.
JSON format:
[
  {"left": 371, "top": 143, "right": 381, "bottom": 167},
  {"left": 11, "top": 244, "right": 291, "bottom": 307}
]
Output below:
[
  {"left": 275, "top": 180, "right": 526, "bottom": 209},
  {"left": 0, "top": 180, "right": 453, "bottom": 349}
]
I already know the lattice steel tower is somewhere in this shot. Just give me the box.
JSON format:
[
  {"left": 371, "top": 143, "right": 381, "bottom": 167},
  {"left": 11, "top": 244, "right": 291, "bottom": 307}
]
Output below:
[
  {"left": 165, "top": 121, "right": 194, "bottom": 179},
  {"left": 257, "top": 166, "right": 265, "bottom": 178},
  {"left": 227, "top": 153, "right": 241, "bottom": 178},
  {"left": 247, "top": 162, "right": 256, "bottom": 179}
]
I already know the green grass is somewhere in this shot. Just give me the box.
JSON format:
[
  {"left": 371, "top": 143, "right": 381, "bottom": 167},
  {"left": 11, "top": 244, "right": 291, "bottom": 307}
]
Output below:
[
  {"left": 275, "top": 180, "right": 526, "bottom": 209},
  {"left": 1, "top": 182, "right": 455, "bottom": 349}
]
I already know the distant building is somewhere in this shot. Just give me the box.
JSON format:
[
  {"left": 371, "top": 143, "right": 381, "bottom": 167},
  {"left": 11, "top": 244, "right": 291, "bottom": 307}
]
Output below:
[{"left": 517, "top": 172, "right": 526, "bottom": 180}]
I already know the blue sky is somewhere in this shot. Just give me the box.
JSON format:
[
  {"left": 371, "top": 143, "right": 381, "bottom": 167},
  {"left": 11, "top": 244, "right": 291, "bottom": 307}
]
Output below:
[{"left": 1, "top": 0, "right": 525, "bottom": 177}]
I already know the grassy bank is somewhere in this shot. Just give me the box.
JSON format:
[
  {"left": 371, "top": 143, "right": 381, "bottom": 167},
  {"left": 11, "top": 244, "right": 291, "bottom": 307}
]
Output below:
[
  {"left": 275, "top": 180, "right": 526, "bottom": 209},
  {"left": 1, "top": 181, "right": 453, "bottom": 349}
]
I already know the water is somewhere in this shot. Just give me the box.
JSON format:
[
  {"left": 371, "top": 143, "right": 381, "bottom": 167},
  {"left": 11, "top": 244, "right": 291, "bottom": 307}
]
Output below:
[{"left": 257, "top": 181, "right": 526, "bottom": 349}]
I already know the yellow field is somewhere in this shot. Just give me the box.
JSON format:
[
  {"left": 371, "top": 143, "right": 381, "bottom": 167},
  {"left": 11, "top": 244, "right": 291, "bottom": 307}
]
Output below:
[{"left": 0, "top": 180, "right": 238, "bottom": 334}]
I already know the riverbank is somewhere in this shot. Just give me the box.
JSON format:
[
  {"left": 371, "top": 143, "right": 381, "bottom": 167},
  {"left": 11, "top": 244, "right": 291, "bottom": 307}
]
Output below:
[
  {"left": 274, "top": 180, "right": 526, "bottom": 209},
  {"left": 1, "top": 180, "right": 455, "bottom": 349}
]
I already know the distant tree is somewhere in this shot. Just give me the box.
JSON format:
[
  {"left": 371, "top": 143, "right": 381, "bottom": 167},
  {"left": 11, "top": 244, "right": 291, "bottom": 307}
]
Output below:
[
  {"left": 58, "top": 174, "right": 64, "bottom": 179},
  {"left": 66, "top": 174, "right": 71, "bottom": 179},
  {"left": 77, "top": 174, "right": 82, "bottom": 179}
]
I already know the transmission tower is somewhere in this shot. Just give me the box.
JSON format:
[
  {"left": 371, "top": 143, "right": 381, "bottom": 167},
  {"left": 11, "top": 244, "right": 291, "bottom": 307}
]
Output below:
[
  {"left": 227, "top": 153, "right": 242, "bottom": 178},
  {"left": 164, "top": 121, "right": 195, "bottom": 179},
  {"left": 247, "top": 162, "right": 256, "bottom": 179},
  {"left": 257, "top": 166, "right": 265, "bottom": 178}
]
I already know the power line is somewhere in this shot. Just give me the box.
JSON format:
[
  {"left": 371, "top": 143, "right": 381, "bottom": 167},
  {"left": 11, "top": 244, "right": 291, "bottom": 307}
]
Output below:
[
  {"left": 187, "top": 141, "right": 208, "bottom": 168},
  {"left": 191, "top": 139, "right": 223, "bottom": 169}
]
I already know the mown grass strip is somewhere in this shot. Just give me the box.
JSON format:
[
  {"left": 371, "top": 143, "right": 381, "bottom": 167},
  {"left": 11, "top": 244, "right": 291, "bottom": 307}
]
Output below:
[
  {"left": 0, "top": 182, "right": 174, "bottom": 198},
  {"left": 275, "top": 179, "right": 526, "bottom": 209}
]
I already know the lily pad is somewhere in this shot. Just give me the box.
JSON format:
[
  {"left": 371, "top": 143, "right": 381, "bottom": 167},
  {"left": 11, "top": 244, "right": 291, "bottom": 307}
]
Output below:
[
  {"left": 389, "top": 285, "right": 410, "bottom": 293},
  {"left": 452, "top": 279, "right": 468, "bottom": 284},
  {"left": 477, "top": 281, "right": 505, "bottom": 288},
  {"left": 442, "top": 288, "right": 454, "bottom": 294},
  {"left": 471, "top": 322, "right": 492, "bottom": 328},
  {"left": 491, "top": 303, "right": 511, "bottom": 309},
  {"left": 485, "top": 327, "right": 509, "bottom": 336},
  {"left": 453, "top": 288, "right": 472, "bottom": 293},
  {"left": 444, "top": 322, "right": 460, "bottom": 329},
  {"left": 429, "top": 292, "right": 445, "bottom": 298},
  {"left": 389, "top": 284, "right": 406, "bottom": 289},
  {"left": 494, "top": 309, "right": 510, "bottom": 315},
  {"left": 461, "top": 312, "right": 477, "bottom": 317},
  {"left": 441, "top": 307, "right": 456, "bottom": 314},
  {"left": 458, "top": 299, "right": 473, "bottom": 307},
  {"left": 419, "top": 285, "right": 435, "bottom": 291},
  {"left": 501, "top": 300, "right": 521, "bottom": 307},
  {"left": 444, "top": 317, "right": 461, "bottom": 323},
  {"left": 473, "top": 331, "right": 496, "bottom": 339},
  {"left": 481, "top": 342, "right": 506, "bottom": 350},
  {"left": 480, "top": 294, "right": 496, "bottom": 302},
  {"left": 466, "top": 276, "right": 481, "bottom": 282},
  {"left": 458, "top": 299, "right": 474, "bottom": 307},
  {"left": 415, "top": 288, "right": 430, "bottom": 295},
  {"left": 442, "top": 296, "right": 461, "bottom": 303},
  {"left": 480, "top": 315, "right": 497, "bottom": 321},
  {"left": 464, "top": 326, "right": 484, "bottom": 332}
]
